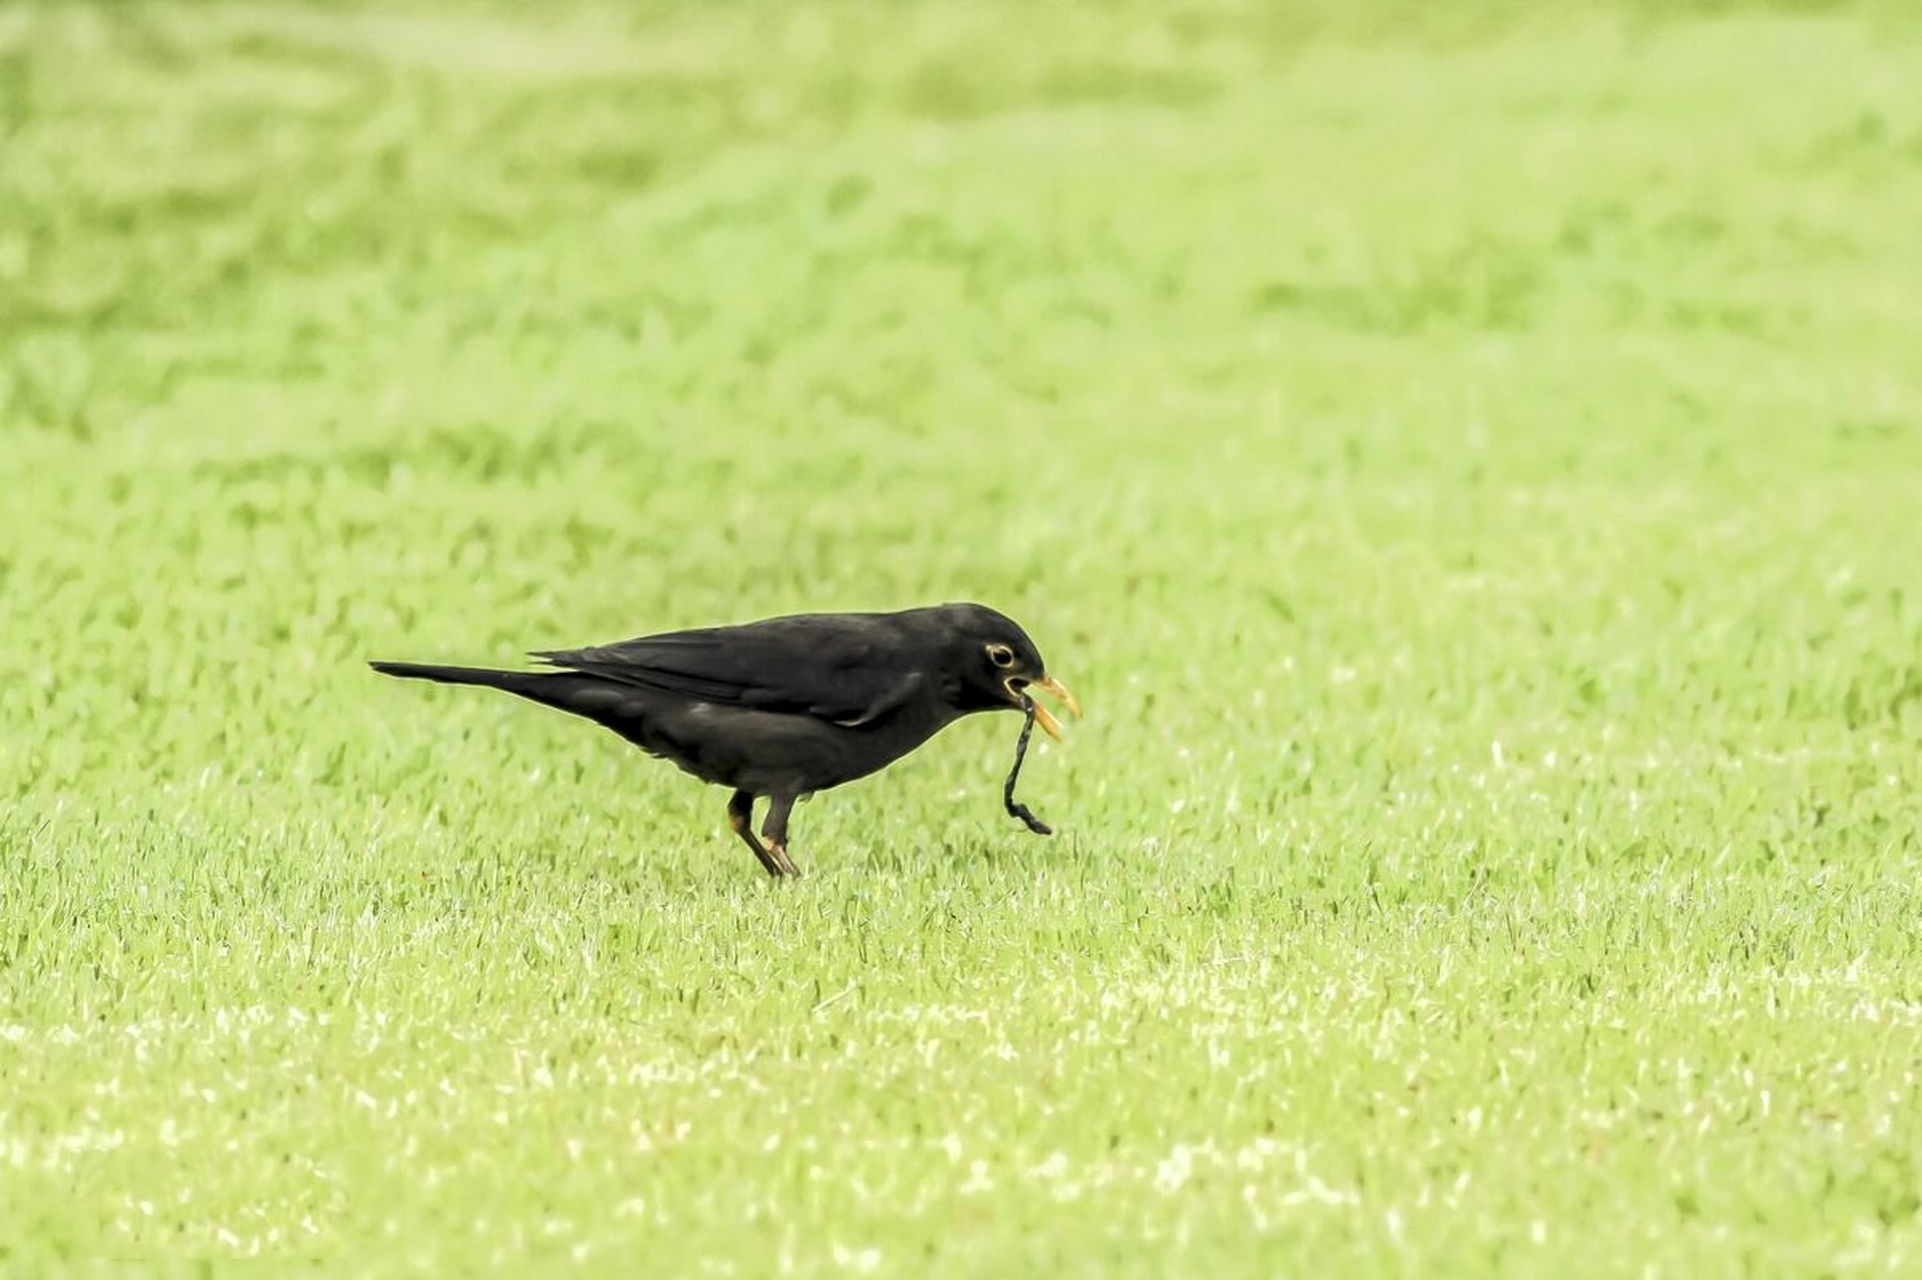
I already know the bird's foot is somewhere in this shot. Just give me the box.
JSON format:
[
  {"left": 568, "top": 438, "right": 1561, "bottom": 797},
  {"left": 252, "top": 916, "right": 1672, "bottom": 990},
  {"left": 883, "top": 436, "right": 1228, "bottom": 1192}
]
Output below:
[
  {"left": 762, "top": 838, "right": 802, "bottom": 878},
  {"left": 728, "top": 804, "right": 785, "bottom": 877}
]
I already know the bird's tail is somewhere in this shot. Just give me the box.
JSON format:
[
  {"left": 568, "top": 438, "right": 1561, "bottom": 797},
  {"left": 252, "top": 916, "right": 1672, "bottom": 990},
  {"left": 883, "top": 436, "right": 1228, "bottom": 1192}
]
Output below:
[
  {"left": 368, "top": 660, "right": 540, "bottom": 692},
  {"left": 369, "top": 660, "right": 644, "bottom": 727}
]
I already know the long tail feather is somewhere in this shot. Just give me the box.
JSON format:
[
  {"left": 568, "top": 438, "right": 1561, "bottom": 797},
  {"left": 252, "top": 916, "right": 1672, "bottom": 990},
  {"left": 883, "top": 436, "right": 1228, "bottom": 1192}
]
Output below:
[
  {"left": 368, "top": 660, "right": 531, "bottom": 690},
  {"left": 369, "top": 660, "right": 644, "bottom": 726}
]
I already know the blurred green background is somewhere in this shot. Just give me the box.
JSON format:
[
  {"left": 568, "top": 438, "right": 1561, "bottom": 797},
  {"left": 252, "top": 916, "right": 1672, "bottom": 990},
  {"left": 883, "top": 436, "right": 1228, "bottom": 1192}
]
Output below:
[{"left": 2, "top": 1, "right": 1920, "bottom": 1274}]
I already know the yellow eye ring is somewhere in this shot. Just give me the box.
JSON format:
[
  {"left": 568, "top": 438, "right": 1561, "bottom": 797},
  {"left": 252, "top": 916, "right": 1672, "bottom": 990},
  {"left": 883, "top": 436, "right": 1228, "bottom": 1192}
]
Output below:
[{"left": 987, "top": 644, "right": 1016, "bottom": 668}]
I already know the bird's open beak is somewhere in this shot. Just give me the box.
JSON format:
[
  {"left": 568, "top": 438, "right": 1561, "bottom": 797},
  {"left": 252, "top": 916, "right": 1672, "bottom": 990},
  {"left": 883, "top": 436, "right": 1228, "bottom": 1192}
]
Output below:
[{"left": 1009, "top": 674, "right": 1082, "bottom": 742}]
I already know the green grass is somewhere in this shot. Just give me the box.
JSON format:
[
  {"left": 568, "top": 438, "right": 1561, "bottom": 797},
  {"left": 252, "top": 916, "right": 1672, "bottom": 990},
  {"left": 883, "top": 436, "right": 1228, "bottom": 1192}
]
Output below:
[{"left": 4, "top": 0, "right": 1922, "bottom": 1273}]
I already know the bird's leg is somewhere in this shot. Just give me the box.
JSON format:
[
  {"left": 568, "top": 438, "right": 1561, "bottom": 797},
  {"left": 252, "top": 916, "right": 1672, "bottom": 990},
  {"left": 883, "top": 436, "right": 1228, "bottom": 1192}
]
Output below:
[
  {"left": 760, "top": 794, "right": 801, "bottom": 877},
  {"left": 727, "top": 789, "right": 784, "bottom": 877}
]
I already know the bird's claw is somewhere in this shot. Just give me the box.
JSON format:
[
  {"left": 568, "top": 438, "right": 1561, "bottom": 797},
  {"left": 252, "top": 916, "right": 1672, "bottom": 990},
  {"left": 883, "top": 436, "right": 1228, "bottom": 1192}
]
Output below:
[{"left": 762, "top": 838, "right": 802, "bottom": 878}]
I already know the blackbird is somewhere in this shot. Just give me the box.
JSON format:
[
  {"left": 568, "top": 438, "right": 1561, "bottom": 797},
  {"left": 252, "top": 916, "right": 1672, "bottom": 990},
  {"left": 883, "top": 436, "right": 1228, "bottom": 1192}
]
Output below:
[{"left": 370, "top": 602, "right": 1079, "bottom": 876}]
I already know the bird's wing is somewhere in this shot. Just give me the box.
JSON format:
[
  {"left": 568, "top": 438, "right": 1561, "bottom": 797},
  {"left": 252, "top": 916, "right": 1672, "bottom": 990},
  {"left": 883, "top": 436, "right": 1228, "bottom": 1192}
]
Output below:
[{"left": 530, "top": 614, "right": 927, "bottom": 726}]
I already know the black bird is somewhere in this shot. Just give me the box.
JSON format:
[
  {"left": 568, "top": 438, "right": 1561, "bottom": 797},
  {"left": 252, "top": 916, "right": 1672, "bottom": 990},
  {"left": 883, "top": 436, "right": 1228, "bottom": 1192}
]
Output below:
[{"left": 369, "top": 602, "right": 1079, "bottom": 877}]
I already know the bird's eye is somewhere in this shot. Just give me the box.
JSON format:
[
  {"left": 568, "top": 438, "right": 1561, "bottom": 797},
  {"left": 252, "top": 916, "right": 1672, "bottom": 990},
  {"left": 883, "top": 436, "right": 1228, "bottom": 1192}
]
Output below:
[{"left": 987, "top": 643, "right": 1016, "bottom": 668}]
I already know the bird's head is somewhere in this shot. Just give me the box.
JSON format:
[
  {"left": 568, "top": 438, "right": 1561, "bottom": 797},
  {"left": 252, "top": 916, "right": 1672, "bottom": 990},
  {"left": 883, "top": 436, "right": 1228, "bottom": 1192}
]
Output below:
[{"left": 929, "top": 603, "right": 1082, "bottom": 740}]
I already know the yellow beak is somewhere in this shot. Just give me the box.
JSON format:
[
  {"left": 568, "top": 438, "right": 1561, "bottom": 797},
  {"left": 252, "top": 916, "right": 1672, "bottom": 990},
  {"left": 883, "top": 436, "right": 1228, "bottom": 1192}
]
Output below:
[{"left": 1012, "top": 674, "right": 1082, "bottom": 741}]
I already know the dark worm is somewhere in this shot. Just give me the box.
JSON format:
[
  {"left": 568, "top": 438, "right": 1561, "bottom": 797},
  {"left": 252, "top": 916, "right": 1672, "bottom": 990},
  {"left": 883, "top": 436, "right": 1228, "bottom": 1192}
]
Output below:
[{"left": 1003, "top": 695, "right": 1053, "bottom": 836}]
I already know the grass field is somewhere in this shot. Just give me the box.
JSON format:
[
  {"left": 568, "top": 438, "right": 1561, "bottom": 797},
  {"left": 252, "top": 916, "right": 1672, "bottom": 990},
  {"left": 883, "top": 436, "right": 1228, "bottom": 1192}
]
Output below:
[{"left": 4, "top": 0, "right": 1922, "bottom": 1272}]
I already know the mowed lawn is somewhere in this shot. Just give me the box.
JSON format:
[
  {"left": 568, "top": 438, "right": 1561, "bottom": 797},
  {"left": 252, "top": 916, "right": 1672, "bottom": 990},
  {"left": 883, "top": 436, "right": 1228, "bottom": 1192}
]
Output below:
[{"left": 4, "top": 1, "right": 1921, "bottom": 1273}]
